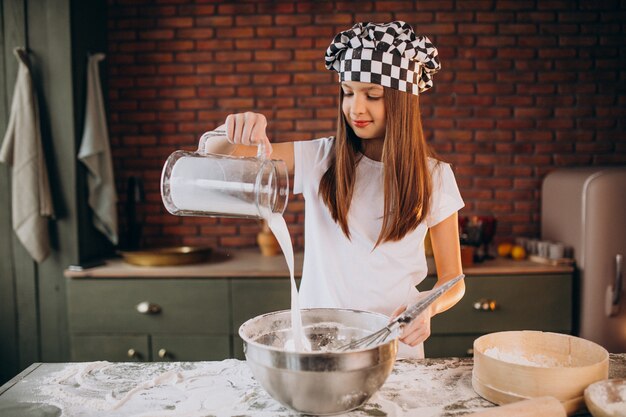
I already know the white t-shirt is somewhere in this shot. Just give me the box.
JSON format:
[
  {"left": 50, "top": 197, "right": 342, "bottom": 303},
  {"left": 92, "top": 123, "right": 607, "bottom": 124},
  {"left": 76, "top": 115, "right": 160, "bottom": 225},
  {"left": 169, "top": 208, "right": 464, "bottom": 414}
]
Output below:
[{"left": 293, "top": 137, "right": 464, "bottom": 358}]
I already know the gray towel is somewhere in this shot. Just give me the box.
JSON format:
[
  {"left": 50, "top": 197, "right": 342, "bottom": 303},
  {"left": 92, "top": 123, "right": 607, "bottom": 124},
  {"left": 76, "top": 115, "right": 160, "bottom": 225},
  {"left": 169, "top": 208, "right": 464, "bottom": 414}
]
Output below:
[
  {"left": 78, "top": 53, "right": 118, "bottom": 244},
  {"left": 0, "top": 48, "right": 54, "bottom": 263}
]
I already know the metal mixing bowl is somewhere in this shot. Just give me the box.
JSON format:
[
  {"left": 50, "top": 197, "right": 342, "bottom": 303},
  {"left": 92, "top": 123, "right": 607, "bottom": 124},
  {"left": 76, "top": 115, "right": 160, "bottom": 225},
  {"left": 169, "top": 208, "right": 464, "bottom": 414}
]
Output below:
[{"left": 238, "top": 308, "right": 398, "bottom": 415}]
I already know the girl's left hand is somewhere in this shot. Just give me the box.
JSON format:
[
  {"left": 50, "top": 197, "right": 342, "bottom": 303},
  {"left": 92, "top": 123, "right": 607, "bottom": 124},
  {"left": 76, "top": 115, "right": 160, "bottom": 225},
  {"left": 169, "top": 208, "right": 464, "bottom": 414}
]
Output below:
[{"left": 390, "top": 304, "right": 433, "bottom": 347}]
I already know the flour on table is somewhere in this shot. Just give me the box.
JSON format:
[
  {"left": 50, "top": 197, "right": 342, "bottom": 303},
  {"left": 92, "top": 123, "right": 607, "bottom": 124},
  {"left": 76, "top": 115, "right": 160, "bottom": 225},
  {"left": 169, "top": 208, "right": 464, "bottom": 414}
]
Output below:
[{"left": 24, "top": 358, "right": 495, "bottom": 416}]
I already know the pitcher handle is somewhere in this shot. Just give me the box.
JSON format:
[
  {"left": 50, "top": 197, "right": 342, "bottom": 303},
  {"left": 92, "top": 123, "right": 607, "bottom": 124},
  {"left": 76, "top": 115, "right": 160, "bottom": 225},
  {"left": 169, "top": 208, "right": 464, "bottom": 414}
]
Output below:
[{"left": 256, "top": 141, "right": 268, "bottom": 160}]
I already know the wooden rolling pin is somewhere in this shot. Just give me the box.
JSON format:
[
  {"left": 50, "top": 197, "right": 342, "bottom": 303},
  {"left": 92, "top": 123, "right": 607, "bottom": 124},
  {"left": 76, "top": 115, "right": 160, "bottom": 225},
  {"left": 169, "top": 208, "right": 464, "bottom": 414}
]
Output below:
[{"left": 466, "top": 397, "right": 567, "bottom": 417}]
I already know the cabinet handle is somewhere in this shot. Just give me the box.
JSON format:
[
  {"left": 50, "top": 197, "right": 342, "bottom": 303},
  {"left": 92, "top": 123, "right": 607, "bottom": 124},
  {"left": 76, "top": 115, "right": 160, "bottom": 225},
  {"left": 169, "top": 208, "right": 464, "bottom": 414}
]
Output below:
[
  {"left": 473, "top": 298, "right": 497, "bottom": 312},
  {"left": 136, "top": 301, "right": 162, "bottom": 314},
  {"left": 466, "top": 348, "right": 474, "bottom": 356},
  {"left": 606, "top": 254, "right": 623, "bottom": 317},
  {"left": 158, "top": 348, "right": 169, "bottom": 359},
  {"left": 127, "top": 348, "right": 141, "bottom": 359}
]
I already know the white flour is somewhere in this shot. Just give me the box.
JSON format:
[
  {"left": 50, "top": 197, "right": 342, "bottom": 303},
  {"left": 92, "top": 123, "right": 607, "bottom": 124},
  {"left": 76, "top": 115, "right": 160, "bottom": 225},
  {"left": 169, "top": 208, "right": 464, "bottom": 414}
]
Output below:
[
  {"left": 586, "top": 379, "right": 626, "bottom": 417},
  {"left": 483, "top": 347, "right": 564, "bottom": 367},
  {"left": 267, "top": 212, "right": 310, "bottom": 352},
  {"left": 169, "top": 155, "right": 260, "bottom": 216},
  {"left": 24, "top": 359, "right": 493, "bottom": 416}
]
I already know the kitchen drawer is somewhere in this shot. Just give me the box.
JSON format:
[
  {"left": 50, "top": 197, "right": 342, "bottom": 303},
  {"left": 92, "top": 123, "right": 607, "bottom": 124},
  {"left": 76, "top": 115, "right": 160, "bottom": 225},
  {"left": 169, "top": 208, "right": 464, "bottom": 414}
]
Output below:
[
  {"left": 418, "top": 274, "right": 572, "bottom": 334},
  {"left": 67, "top": 279, "right": 230, "bottom": 334},
  {"left": 70, "top": 335, "right": 149, "bottom": 362},
  {"left": 424, "top": 335, "right": 478, "bottom": 358},
  {"left": 152, "top": 335, "right": 230, "bottom": 361},
  {"left": 231, "top": 279, "right": 296, "bottom": 331}
]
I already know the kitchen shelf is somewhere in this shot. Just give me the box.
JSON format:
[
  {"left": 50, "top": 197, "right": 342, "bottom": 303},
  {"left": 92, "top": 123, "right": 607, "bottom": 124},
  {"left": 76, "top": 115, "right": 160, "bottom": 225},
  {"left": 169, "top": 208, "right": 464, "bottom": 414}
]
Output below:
[{"left": 65, "top": 249, "right": 574, "bottom": 361}]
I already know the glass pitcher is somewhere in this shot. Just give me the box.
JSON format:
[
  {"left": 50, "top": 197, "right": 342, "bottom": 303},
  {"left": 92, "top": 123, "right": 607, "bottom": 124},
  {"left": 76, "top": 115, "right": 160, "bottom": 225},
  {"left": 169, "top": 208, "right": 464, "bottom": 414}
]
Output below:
[{"left": 161, "top": 134, "right": 288, "bottom": 219}]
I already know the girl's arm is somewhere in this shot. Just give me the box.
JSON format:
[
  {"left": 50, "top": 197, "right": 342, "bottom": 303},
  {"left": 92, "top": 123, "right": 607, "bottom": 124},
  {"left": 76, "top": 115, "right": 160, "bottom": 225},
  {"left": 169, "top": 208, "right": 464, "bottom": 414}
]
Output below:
[
  {"left": 394, "top": 212, "right": 465, "bottom": 347},
  {"left": 199, "top": 112, "right": 295, "bottom": 174},
  {"left": 429, "top": 211, "right": 465, "bottom": 315}
]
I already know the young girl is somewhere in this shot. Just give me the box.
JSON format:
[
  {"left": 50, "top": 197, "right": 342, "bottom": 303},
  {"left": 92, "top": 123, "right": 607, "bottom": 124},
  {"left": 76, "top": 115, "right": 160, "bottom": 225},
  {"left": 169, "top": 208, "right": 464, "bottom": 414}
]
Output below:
[{"left": 200, "top": 21, "right": 465, "bottom": 358}]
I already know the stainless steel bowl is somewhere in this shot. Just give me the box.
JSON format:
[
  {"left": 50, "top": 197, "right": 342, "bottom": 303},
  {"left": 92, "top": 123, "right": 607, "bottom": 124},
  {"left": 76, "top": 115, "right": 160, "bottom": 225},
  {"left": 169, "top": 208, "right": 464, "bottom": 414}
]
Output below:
[{"left": 238, "top": 308, "right": 398, "bottom": 415}]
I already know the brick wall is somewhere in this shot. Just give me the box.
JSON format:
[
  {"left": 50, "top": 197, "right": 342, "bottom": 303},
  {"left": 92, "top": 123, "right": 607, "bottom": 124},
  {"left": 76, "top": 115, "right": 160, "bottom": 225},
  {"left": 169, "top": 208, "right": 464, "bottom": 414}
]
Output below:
[{"left": 106, "top": 0, "right": 626, "bottom": 251}]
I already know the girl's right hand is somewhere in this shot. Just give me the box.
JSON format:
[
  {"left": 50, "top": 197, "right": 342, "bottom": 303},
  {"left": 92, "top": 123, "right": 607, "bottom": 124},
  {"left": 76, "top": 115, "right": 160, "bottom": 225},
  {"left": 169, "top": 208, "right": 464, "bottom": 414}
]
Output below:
[{"left": 225, "top": 112, "right": 273, "bottom": 157}]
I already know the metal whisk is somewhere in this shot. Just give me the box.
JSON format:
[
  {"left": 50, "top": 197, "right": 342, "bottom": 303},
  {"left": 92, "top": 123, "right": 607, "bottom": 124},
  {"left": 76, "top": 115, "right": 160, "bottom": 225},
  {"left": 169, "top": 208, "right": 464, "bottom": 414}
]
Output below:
[{"left": 338, "top": 274, "right": 465, "bottom": 351}]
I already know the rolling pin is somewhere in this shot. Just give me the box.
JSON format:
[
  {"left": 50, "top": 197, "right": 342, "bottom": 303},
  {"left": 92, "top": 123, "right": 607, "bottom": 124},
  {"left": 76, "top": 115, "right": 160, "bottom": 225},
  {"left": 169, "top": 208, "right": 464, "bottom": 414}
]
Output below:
[{"left": 466, "top": 397, "right": 567, "bottom": 417}]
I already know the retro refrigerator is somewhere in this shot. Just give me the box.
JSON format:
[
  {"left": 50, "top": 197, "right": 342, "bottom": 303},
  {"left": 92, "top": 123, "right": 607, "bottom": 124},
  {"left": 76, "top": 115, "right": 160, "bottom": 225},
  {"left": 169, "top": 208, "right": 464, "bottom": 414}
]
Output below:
[{"left": 542, "top": 166, "right": 626, "bottom": 353}]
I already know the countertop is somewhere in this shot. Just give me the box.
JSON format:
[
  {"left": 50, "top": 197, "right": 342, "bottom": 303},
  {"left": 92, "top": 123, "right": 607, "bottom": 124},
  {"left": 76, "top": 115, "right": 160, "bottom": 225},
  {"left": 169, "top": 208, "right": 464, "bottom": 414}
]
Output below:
[
  {"left": 2, "top": 355, "right": 623, "bottom": 416},
  {"left": 64, "top": 249, "right": 574, "bottom": 279}
]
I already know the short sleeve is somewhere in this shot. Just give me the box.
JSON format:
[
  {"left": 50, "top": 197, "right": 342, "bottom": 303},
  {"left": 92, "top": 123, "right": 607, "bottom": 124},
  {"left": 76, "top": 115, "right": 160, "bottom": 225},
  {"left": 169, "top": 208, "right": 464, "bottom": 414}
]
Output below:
[
  {"left": 426, "top": 162, "right": 464, "bottom": 228},
  {"left": 293, "top": 137, "right": 335, "bottom": 195}
]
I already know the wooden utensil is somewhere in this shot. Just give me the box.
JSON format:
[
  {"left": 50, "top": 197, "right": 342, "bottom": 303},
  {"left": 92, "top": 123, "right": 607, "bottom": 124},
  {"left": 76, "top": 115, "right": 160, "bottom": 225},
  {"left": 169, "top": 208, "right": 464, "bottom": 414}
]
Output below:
[{"left": 466, "top": 396, "right": 566, "bottom": 417}]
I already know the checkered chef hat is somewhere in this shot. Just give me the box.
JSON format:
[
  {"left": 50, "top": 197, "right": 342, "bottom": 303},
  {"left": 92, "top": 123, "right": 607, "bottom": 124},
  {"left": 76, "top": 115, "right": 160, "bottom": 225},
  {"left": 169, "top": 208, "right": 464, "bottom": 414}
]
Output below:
[{"left": 325, "top": 21, "right": 441, "bottom": 95}]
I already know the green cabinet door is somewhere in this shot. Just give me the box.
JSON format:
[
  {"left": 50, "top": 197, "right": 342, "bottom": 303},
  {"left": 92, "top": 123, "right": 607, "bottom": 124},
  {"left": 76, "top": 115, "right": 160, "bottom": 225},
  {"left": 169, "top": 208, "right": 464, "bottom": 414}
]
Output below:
[
  {"left": 231, "top": 279, "right": 294, "bottom": 359},
  {"left": 70, "top": 335, "right": 149, "bottom": 362},
  {"left": 67, "top": 279, "right": 230, "bottom": 334},
  {"left": 418, "top": 274, "right": 572, "bottom": 335},
  {"left": 151, "top": 335, "right": 230, "bottom": 362},
  {"left": 424, "top": 335, "right": 478, "bottom": 358}
]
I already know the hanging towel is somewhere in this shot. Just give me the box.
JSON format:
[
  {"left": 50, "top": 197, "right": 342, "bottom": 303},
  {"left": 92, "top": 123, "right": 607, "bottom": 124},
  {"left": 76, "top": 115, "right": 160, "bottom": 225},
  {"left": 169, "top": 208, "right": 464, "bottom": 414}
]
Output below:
[
  {"left": 0, "top": 48, "right": 54, "bottom": 263},
  {"left": 78, "top": 53, "right": 118, "bottom": 245}
]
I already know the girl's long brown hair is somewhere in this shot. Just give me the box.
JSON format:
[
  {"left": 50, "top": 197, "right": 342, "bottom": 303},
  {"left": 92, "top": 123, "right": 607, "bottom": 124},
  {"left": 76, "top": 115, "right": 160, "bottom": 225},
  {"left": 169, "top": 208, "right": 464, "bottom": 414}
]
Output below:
[{"left": 319, "top": 87, "right": 435, "bottom": 247}]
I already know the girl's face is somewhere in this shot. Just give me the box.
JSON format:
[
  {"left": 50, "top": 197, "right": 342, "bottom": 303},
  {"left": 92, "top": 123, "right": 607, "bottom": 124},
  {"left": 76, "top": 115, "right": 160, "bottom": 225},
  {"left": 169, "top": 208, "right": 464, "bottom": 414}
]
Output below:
[{"left": 341, "top": 81, "right": 386, "bottom": 140}]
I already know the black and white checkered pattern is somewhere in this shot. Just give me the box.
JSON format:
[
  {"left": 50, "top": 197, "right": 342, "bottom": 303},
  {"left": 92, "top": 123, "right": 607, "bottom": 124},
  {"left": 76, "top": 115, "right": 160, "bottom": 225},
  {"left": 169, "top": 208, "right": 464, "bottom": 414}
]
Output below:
[{"left": 325, "top": 21, "right": 441, "bottom": 95}]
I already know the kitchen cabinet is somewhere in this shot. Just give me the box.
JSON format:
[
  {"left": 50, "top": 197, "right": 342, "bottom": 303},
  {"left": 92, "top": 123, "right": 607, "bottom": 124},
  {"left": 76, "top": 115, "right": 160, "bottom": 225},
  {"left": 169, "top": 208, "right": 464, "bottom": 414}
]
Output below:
[
  {"left": 67, "top": 279, "right": 231, "bottom": 361},
  {"left": 65, "top": 252, "right": 573, "bottom": 361},
  {"left": 418, "top": 273, "right": 573, "bottom": 357},
  {"left": 231, "top": 279, "right": 297, "bottom": 359}
]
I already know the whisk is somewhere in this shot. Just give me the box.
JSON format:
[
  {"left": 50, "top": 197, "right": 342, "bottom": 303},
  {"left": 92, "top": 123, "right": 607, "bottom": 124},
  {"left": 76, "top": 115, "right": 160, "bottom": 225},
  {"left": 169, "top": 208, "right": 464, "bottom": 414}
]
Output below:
[{"left": 338, "top": 274, "right": 465, "bottom": 351}]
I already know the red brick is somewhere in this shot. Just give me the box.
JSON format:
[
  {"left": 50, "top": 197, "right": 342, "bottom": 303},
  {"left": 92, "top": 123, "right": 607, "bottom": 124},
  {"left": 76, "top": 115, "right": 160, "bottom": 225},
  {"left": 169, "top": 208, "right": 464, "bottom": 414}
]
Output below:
[
  {"left": 314, "top": 14, "right": 353, "bottom": 24},
  {"left": 458, "top": 23, "right": 497, "bottom": 34},
  {"left": 235, "top": 14, "right": 272, "bottom": 26},
  {"left": 140, "top": 100, "right": 176, "bottom": 111},
  {"left": 274, "top": 61, "right": 314, "bottom": 72},
  {"left": 237, "top": 86, "right": 274, "bottom": 97},
  {"left": 177, "top": 5, "right": 216, "bottom": 15},
  {"left": 216, "top": 27, "right": 254, "bottom": 39},
  {"left": 275, "top": 15, "right": 312, "bottom": 25},
  {"left": 195, "top": 16, "right": 233, "bottom": 28},
  {"left": 536, "top": 119, "right": 575, "bottom": 129},
  {"left": 257, "top": 97, "right": 295, "bottom": 109},
  {"left": 157, "top": 64, "right": 194, "bottom": 75},
  {"left": 257, "top": 3, "right": 295, "bottom": 13},
  {"left": 157, "top": 40, "right": 194, "bottom": 51},
  {"left": 476, "top": 36, "right": 516, "bottom": 47},
  {"left": 214, "top": 74, "right": 251, "bottom": 85},
  {"left": 499, "top": 23, "right": 538, "bottom": 35},
  {"left": 496, "top": 119, "right": 534, "bottom": 129},
  {"left": 456, "top": 96, "right": 495, "bottom": 106},
  {"left": 217, "top": 98, "right": 255, "bottom": 109},
  {"left": 255, "top": 50, "right": 292, "bottom": 61},
  {"left": 174, "top": 75, "right": 211, "bottom": 86},
  {"left": 196, "top": 39, "right": 234, "bottom": 51},
  {"left": 276, "top": 85, "right": 314, "bottom": 96},
  {"left": 257, "top": 26, "right": 295, "bottom": 37},
  {"left": 275, "top": 38, "right": 313, "bottom": 49},
  {"left": 214, "top": 51, "right": 252, "bottom": 62},
  {"left": 251, "top": 75, "right": 291, "bottom": 88},
  {"left": 178, "top": 99, "right": 215, "bottom": 110},
  {"left": 217, "top": 3, "right": 256, "bottom": 15},
  {"left": 138, "top": 29, "right": 174, "bottom": 40},
  {"left": 435, "top": 12, "right": 474, "bottom": 22},
  {"left": 176, "top": 28, "right": 214, "bottom": 40},
  {"left": 197, "top": 87, "right": 236, "bottom": 98},
  {"left": 236, "top": 38, "right": 273, "bottom": 49},
  {"left": 475, "top": 131, "right": 513, "bottom": 142},
  {"left": 157, "top": 17, "right": 193, "bottom": 28}
]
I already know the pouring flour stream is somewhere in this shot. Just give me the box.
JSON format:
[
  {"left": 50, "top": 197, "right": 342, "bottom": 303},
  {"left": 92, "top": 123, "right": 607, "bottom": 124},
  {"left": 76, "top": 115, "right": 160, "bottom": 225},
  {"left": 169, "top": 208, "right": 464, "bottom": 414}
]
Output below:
[
  {"left": 161, "top": 143, "right": 310, "bottom": 352},
  {"left": 266, "top": 213, "right": 311, "bottom": 352}
]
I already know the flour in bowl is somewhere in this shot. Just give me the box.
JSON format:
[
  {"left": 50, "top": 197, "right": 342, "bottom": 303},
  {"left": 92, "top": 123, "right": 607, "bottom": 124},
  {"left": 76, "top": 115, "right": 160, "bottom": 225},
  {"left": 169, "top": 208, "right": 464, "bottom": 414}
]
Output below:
[{"left": 483, "top": 347, "right": 564, "bottom": 367}]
